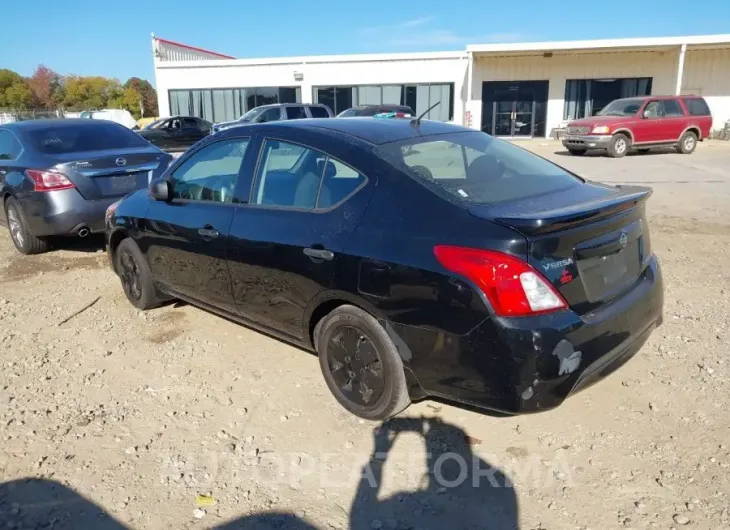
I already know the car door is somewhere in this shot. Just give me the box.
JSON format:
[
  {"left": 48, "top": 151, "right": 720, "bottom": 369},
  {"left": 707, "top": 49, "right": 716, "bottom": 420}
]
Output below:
[
  {"left": 141, "top": 135, "right": 255, "bottom": 313},
  {"left": 633, "top": 100, "right": 664, "bottom": 143},
  {"left": 659, "top": 99, "right": 688, "bottom": 141},
  {"left": 0, "top": 129, "right": 22, "bottom": 225},
  {"left": 181, "top": 117, "right": 204, "bottom": 147},
  {"left": 226, "top": 137, "right": 372, "bottom": 339}
]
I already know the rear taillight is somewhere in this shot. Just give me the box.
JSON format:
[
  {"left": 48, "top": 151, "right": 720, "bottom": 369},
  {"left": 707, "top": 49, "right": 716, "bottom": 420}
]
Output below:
[
  {"left": 433, "top": 245, "right": 568, "bottom": 317},
  {"left": 105, "top": 200, "right": 121, "bottom": 224},
  {"left": 25, "top": 169, "right": 75, "bottom": 192}
]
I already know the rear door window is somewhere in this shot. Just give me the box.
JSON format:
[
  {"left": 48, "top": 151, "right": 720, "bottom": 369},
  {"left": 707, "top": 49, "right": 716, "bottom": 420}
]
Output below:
[
  {"left": 26, "top": 122, "right": 149, "bottom": 154},
  {"left": 285, "top": 106, "right": 307, "bottom": 120},
  {"left": 377, "top": 131, "right": 581, "bottom": 205},
  {"left": 309, "top": 106, "right": 330, "bottom": 118},
  {"left": 182, "top": 117, "right": 199, "bottom": 128},
  {"left": 661, "top": 99, "right": 684, "bottom": 117},
  {"left": 683, "top": 98, "right": 711, "bottom": 116}
]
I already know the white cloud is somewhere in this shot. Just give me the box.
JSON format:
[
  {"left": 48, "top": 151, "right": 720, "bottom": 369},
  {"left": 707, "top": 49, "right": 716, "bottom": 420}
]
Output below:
[{"left": 359, "top": 17, "right": 529, "bottom": 49}]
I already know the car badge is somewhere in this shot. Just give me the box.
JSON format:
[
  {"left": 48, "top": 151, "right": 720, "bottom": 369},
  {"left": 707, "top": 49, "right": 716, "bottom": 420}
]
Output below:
[
  {"left": 619, "top": 232, "right": 628, "bottom": 248},
  {"left": 115, "top": 157, "right": 127, "bottom": 167}
]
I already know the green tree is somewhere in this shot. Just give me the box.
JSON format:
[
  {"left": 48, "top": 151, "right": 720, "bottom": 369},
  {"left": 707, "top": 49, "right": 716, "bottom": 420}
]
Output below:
[
  {"left": 4, "top": 82, "right": 34, "bottom": 109},
  {"left": 62, "top": 76, "right": 122, "bottom": 110},
  {"left": 0, "top": 69, "right": 28, "bottom": 108},
  {"left": 109, "top": 87, "right": 142, "bottom": 119}
]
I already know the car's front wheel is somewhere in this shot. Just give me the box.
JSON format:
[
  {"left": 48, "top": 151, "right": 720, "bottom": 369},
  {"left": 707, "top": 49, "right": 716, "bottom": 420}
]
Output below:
[
  {"left": 115, "top": 238, "right": 162, "bottom": 310},
  {"left": 4, "top": 197, "right": 51, "bottom": 255},
  {"left": 316, "top": 305, "right": 411, "bottom": 421},
  {"left": 677, "top": 131, "right": 698, "bottom": 154},
  {"left": 607, "top": 133, "right": 630, "bottom": 158}
]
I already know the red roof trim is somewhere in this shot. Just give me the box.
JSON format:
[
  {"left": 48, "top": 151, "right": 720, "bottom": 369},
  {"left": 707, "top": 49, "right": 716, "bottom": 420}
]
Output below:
[{"left": 155, "top": 37, "right": 235, "bottom": 59}]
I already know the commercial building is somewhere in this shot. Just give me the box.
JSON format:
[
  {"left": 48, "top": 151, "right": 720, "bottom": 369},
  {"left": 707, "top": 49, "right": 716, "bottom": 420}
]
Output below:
[{"left": 153, "top": 33, "right": 730, "bottom": 138}]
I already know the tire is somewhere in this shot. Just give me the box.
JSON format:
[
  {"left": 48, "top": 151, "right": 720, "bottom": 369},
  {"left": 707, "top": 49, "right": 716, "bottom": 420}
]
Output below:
[
  {"left": 115, "top": 238, "right": 161, "bottom": 310},
  {"left": 607, "top": 133, "right": 630, "bottom": 158},
  {"left": 4, "top": 197, "right": 51, "bottom": 255},
  {"left": 316, "top": 305, "right": 410, "bottom": 421},
  {"left": 568, "top": 148, "right": 586, "bottom": 156},
  {"left": 677, "top": 131, "right": 698, "bottom": 154}
]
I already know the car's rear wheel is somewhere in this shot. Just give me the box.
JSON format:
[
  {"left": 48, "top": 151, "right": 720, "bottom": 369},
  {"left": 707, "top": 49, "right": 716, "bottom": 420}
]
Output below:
[
  {"left": 115, "top": 238, "right": 161, "bottom": 310},
  {"left": 4, "top": 197, "right": 51, "bottom": 255},
  {"left": 568, "top": 148, "right": 586, "bottom": 156},
  {"left": 316, "top": 305, "right": 410, "bottom": 421},
  {"left": 607, "top": 134, "right": 629, "bottom": 158},
  {"left": 677, "top": 131, "right": 698, "bottom": 154}
]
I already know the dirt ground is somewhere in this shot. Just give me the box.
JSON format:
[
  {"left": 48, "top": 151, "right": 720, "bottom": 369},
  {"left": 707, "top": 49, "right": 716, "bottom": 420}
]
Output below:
[{"left": 1, "top": 141, "right": 729, "bottom": 530}]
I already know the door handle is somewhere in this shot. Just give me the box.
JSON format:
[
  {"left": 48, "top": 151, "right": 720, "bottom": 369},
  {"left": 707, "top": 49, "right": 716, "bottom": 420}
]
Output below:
[
  {"left": 198, "top": 227, "right": 219, "bottom": 239},
  {"left": 303, "top": 247, "right": 334, "bottom": 261}
]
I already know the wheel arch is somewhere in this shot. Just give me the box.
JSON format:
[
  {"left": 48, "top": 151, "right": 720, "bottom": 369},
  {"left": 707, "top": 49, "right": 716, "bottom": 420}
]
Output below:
[
  {"left": 304, "top": 290, "right": 383, "bottom": 351},
  {"left": 612, "top": 129, "right": 634, "bottom": 143},
  {"left": 107, "top": 228, "right": 130, "bottom": 273},
  {"left": 681, "top": 125, "right": 701, "bottom": 140}
]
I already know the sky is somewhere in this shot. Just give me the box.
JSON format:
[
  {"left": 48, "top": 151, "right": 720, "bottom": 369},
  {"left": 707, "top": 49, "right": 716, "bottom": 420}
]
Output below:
[{"left": 3, "top": 0, "right": 730, "bottom": 85}]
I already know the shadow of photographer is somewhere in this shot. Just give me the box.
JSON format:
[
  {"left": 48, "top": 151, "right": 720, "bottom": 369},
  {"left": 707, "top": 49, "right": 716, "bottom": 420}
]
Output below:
[{"left": 0, "top": 417, "right": 518, "bottom": 529}]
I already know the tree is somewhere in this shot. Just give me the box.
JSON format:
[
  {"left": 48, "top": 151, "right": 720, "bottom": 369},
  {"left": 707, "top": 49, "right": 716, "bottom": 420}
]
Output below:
[
  {"left": 4, "top": 82, "right": 34, "bottom": 109},
  {"left": 0, "top": 69, "right": 28, "bottom": 108},
  {"left": 27, "top": 65, "right": 62, "bottom": 109},
  {"left": 109, "top": 87, "right": 142, "bottom": 118},
  {"left": 124, "top": 77, "right": 158, "bottom": 117},
  {"left": 62, "top": 76, "right": 122, "bottom": 110}
]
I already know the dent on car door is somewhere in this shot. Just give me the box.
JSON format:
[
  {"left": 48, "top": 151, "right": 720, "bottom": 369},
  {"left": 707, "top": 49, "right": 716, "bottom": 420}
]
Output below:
[
  {"left": 143, "top": 136, "right": 255, "bottom": 313},
  {"left": 227, "top": 138, "right": 372, "bottom": 339}
]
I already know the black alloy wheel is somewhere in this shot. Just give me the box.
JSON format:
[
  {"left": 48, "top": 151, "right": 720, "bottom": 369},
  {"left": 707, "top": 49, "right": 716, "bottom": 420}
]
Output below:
[{"left": 326, "top": 326, "right": 385, "bottom": 407}]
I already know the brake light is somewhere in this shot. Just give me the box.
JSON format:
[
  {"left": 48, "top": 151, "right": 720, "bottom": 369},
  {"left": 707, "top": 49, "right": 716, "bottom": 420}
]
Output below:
[
  {"left": 25, "top": 169, "right": 75, "bottom": 192},
  {"left": 433, "top": 245, "right": 568, "bottom": 317}
]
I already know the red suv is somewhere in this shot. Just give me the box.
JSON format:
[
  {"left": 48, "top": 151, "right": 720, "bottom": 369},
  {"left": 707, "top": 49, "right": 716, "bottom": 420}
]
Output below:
[{"left": 562, "top": 95, "right": 712, "bottom": 158}]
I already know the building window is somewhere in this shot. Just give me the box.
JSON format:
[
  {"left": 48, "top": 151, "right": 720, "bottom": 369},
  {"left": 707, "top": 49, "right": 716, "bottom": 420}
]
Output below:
[
  {"left": 169, "top": 87, "right": 302, "bottom": 123},
  {"left": 564, "top": 78, "right": 652, "bottom": 120},
  {"left": 313, "top": 83, "right": 454, "bottom": 121}
]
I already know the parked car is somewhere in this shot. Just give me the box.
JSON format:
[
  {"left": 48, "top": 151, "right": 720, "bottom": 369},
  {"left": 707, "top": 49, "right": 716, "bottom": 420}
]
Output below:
[
  {"left": 0, "top": 119, "right": 172, "bottom": 254},
  {"left": 212, "top": 104, "right": 334, "bottom": 134},
  {"left": 562, "top": 95, "right": 712, "bottom": 157},
  {"left": 138, "top": 116, "right": 212, "bottom": 152},
  {"left": 337, "top": 104, "right": 414, "bottom": 117},
  {"left": 106, "top": 118, "right": 663, "bottom": 420},
  {"left": 79, "top": 109, "right": 138, "bottom": 130}
]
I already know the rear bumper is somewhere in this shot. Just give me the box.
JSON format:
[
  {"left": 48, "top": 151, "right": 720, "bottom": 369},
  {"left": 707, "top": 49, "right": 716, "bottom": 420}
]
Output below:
[
  {"left": 562, "top": 135, "right": 613, "bottom": 149},
  {"left": 393, "top": 256, "right": 663, "bottom": 415},
  {"left": 19, "top": 189, "right": 118, "bottom": 236}
]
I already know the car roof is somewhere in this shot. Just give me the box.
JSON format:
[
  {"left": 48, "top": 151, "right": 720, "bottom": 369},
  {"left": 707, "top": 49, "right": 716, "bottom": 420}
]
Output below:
[
  {"left": 2, "top": 118, "right": 124, "bottom": 132},
  {"left": 247, "top": 117, "right": 465, "bottom": 145}
]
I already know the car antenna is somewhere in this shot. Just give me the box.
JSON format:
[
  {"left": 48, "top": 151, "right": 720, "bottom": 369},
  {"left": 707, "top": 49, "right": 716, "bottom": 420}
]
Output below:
[{"left": 410, "top": 102, "right": 440, "bottom": 127}]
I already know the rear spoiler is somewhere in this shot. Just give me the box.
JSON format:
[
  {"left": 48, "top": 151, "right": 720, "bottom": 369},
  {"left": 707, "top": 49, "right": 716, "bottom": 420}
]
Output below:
[{"left": 469, "top": 185, "right": 652, "bottom": 236}]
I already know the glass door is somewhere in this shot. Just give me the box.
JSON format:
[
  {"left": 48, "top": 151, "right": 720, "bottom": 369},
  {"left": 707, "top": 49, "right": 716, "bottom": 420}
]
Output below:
[
  {"left": 482, "top": 81, "right": 549, "bottom": 137},
  {"left": 513, "top": 89, "right": 534, "bottom": 136},
  {"left": 494, "top": 94, "right": 514, "bottom": 136}
]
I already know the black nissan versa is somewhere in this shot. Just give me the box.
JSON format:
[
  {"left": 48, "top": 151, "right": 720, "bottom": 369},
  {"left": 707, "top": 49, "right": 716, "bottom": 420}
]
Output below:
[{"left": 105, "top": 117, "right": 663, "bottom": 420}]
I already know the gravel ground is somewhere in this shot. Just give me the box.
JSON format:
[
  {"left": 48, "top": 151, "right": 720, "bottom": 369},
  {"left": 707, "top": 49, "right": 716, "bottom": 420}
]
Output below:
[{"left": 1, "top": 141, "right": 729, "bottom": 530}]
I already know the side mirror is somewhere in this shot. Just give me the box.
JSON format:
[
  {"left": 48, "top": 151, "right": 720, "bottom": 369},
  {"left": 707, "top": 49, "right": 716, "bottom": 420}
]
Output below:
[{"left": 149, "top": 178, "right": 171, "bottom": 201}]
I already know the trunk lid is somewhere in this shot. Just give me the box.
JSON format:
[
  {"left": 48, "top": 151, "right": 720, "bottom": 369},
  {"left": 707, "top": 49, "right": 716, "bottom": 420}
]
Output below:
[
  {"left": 50, "top": 148, "right": 170, "bottom": 200},
  {"left": 469, "top": 182, "right": 653, "bottom": 315}
]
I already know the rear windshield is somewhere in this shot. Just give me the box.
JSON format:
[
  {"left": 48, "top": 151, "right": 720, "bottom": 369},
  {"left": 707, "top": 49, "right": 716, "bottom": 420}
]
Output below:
[
  {"left": 26, "top": 122, "right": 149, "bottom": 154},
  {"left": 376, "top": 131, "right": 582, "bottom": 205}
]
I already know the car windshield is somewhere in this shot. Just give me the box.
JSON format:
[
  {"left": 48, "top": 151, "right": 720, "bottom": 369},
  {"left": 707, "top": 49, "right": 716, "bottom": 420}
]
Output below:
[
  {"left": 27, "top": 122, "right": 150, "bottom": 154},
  {"left": 238, "top": 108, "right": 265, "bottom": 122},
  {"left": 376, "top": 131, "right": 582, "bottom": 205},
  {"left": 337, "top": 108, "right": 364, "bottom": 117},
  {"left": 145, "top": 118, "right": 168, "bottom": 130},
  {"left": 597, "top": 98, "right": 643, "bottom": 117}
]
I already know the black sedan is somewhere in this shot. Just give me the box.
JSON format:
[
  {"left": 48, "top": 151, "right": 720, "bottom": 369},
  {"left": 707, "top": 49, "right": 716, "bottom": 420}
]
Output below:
[
  {"left": 106, "top": 118, "right": 663, "bottom": 420},
  {"left": 138, "top": 116, "right": 212, "bottom": 151},
  {"left": 0, "top": 119, "right": 172, "bottom": 254}
]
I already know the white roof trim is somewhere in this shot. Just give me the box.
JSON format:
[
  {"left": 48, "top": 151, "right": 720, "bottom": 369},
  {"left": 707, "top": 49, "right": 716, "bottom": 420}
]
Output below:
[
  {"left": 467, "top": 34, "right": 730, "bottom": 53},
  {"left": 155, "top": 50, "right": 467, "bottom": 69}
]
